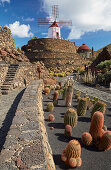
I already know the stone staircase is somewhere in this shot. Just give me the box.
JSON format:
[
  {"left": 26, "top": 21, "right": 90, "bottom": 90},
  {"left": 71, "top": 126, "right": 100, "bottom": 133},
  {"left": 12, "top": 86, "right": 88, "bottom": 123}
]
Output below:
[{"left": 0, "top": 64, "right": 19, "bottom": 95}]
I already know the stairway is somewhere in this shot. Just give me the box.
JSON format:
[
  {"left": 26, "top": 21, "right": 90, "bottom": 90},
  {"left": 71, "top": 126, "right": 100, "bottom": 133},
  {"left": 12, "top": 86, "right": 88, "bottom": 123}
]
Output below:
[{"left": 0, "top": 64, "right": 19, "bottom": 95}]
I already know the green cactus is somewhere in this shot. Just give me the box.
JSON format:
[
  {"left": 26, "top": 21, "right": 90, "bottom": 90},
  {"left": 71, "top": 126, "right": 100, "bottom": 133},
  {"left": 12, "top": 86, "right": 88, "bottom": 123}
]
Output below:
[
  {"left": 81, "top": 132, "right": 92, "bottom": 146},
  {"left": 91, "top": 101, "right": 106, "bottom": 118},
  {"left": 77, "top": 98, "right": 87, "bottom": 116},
  {"left": 47, "top": 102, "right": 54, "bottom": 112},
  {"left": 53, "top": 91, "right": 59, "bottom": 106},
  {"left": 62, "top": 86, "right": 68, "bottom": 100},
  {"left": 75, "top": 91, "right": 81, "bottom": 99},
  {"left": 61, "top": 140, "right": 82, "bottom": 167},
  {"left": 64, "top": 108, "right": 78, "bottom": 128},
  {"left": 65, "top": 86, "right": 73, "bottom": 107}
]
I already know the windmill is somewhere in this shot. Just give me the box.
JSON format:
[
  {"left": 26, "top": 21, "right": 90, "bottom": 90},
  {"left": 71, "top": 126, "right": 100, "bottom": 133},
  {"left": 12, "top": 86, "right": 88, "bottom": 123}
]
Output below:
[{"left": 38, "top": 5, "right": 72, "bottom": 39}]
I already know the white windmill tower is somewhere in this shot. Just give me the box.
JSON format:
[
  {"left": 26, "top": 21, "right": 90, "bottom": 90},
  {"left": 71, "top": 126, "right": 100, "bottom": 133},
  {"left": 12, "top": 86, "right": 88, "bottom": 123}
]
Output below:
[{"left": 38, "top": 5, "right": 72, "bottom": 39}]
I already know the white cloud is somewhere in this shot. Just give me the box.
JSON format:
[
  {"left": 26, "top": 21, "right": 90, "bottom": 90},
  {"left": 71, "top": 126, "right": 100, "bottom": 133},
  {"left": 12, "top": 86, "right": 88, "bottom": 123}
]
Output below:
[
  {"left": 22, "top": 17, "right": 35, "bottom": 22},
  {"left": 1, "top": 0, "right": 10, "bottom": 3},
  {"left": 42, "top": 0, "right": 111, "bottom": 39},
  {"left": 8, "top": 21, "right": 34, "bottom": 38}
]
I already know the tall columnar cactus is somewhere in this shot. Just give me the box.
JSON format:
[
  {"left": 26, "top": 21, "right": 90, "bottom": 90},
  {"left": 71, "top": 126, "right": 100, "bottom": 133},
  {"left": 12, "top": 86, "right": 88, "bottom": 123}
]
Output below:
[
  {"left": 61, "top": 140, "right": 82, "bottom": 168},
  {"left": 64, "top": 125, "right": 72, "bottom": 137},
  {"left": 53, "top": 91, "right": 59, "bottom": 106},
  {"left": 89, "top": 111, "right": 104, "bottom": 147},
  {"left": 48, "top": 114, "right": 55, "bottom": 122},
  {"left": 44, "top": 87, "right": 50, "bottom": 95},
  {"left": 91, "top": 101, "right": 106, "bottom": 118},
  {"left": 65, "top": 86, "right": 73, "bottom": 107},
  {"left": 98, "top": 131, "right": 111, "bottom": 151},
  {"left": 77, "top": 98, "right": 87, "bottom": 116},
  {"left": 62, "top": 86, "right": 68, "bottom": 100},
  {"left": 64, "top": 108, "right": 78, "bottom": 128},
  {"left": 81, "top": 132, "right": 92, "bottom": 146},
  {"left": 47, "top": 102, "right": 54, "bottom": 112}
]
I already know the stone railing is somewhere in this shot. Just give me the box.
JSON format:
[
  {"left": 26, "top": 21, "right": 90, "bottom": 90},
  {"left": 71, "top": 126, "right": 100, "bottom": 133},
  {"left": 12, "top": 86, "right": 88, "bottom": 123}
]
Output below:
[{"left": 0, "top": 80, "right": 55, "bottom": 170}]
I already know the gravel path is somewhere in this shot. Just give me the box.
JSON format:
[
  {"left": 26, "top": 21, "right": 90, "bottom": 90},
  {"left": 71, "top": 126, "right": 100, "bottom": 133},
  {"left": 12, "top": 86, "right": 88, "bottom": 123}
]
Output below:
[{"left": 0, "top": 88, "right": 24, "bottom": 128}]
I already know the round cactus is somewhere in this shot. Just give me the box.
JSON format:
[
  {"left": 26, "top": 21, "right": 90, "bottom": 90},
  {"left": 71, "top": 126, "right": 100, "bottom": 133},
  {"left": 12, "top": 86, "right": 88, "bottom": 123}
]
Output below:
[
  {"left": 44, "top": 87, "right": 50, "bottom": 95},
  {"left": 64, "top": 125, "right": 72, "bottom": 137},
  {"left": 53, "top": 91, "right": 59, "bottom": 106},
  {"left": 62, "top": 86, "right": 68, "bottom": 100},
  {"left": 65, "top": 86, "right": 73, "bottom": 107},
  {"left": 75, "top": 91, "right": 81, "bottom": 99},
  {"left": 98, "top": 131, "right": 111, "bottom": 151},
  {"left": 89, "top": 111, "right": 104, "bottom": 147},
  {"left": 48, "top": 114, "right": 55, "bottom": 122},
  {"left": 47, "top": 102, "right": 54, "bottom": 112},
  {"left": 55, "top": 84, "right": 60, "bottom": 90},
  {"left": 77, "top": 97, "right": 87, "bottom": 116},
  {"left": 91, "top": 101, "right": 106, "bottom": 118},
  {"left": 64, "top": 108, "right": 78, "bottom": 128},
  {"left": 81, "top": 132, "right": 92, "bottom": 146}
]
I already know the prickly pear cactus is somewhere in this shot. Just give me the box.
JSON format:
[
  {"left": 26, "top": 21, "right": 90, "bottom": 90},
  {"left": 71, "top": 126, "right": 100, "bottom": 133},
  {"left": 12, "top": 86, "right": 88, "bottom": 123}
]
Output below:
[
  {"left": 64, "top": 125, "right": 72, "bottom": 137},
  {"left": 61, "top": 140, "right": 82, "bottom": 168},
  {"left": 98, "top": 131, "right": 111, "bottom": 151},
  {"left": 81, "top": 132, "right": 92, "bottom": 146},
  {"left": 47, "top": 102, "right": 54, "bottom": 112},
  {"left": 91, "top": 101, "right": 106, "bottom": 118},
  {"left": 65, "top": 86, "right": 73, "bottom": 107},
  {"left": 44, "top": 87, "right": 50, "bottom": 95},
  {"left": 53, "top": 91, "right": 59, "bottom": 106},
  {"left": 64, "top": 108, "right": 78, "bottom": 128},
  {"left": 77, "top": 98, "right": 87, "bottom": 116},
  {"left": 89, "top": 111, "right": 104, "bottom": 147},
  {"left": 48, "top": 114, "right": 55, "bottom": 122}
]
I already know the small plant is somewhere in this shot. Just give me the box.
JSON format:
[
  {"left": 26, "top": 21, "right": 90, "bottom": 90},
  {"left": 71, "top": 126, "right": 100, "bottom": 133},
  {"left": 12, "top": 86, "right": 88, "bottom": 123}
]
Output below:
[
  {"left": 48, "top": 114, "right": 55, "bottom": 122},
  {"left": 77, "top": 98, "right": 87, "bottom": 116},
  {"left": 64, "top": 125, "right": 72, "bottom": 137},
  {"left": 44, "top": 87, "right": 50, "bottom": 95},
  {"left": 81, "top": 132, "right": 92, "bottom": 146},
  {"left": 47, "top": 102, "right": 54, "bottom": 112},
  {"left": 53, "top": 91, "right": 59, "bottom": 106},
  {"left": 55, "top": 84, "right": 60, "bottom": 90},
  {"left": 64, "top": 108, "right": 78, "bottom": 128},
  {"left": 75, "top": 91, "right": 81, "bottom": 99}
]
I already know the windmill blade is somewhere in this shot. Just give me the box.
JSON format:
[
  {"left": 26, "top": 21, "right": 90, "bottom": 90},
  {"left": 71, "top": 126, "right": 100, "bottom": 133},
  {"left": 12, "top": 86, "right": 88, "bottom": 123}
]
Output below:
[
  {"left": 58, "top": 20, "right": 72, "bottom": 26},
  {"left": 51, "top": 5, "right": 59, "bottom": 19}
]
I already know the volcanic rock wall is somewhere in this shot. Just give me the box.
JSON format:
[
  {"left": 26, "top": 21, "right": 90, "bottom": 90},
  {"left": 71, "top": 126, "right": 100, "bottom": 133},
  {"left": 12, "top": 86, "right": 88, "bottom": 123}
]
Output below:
[{"left": 22, "top": 38, "right": 85, "bottom": 72}]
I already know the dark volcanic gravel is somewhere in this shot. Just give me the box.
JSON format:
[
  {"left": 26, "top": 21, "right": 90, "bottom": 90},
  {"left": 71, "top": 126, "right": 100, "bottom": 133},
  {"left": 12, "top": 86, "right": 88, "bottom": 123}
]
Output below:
[{"left": 43, "top": 89, "right": 111, "bottom": 170}]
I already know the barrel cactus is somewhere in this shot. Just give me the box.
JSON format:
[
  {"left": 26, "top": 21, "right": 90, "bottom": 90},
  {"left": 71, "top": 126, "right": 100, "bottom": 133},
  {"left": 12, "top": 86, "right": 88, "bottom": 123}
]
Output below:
[
  {"left": 65, "top": 86, "right": 73, "bottom": 107},
  {"left": 89, "top": 111, "right": 104, "bottom": 147},
  {"left": 98, "top": 131, "right": 111, "bottom": 151},
  {"left": 64, "top": 125, "right": 72, "bottom": 137},
  {"left": 61, "top": 140, "right": 82, "bottom": 167},
  {"left": 47, "top": 102, "right": 54, "bottom": 112},
  {"left": 91, "top": 101, "right": 106, "bottom": 118},
  {"left": 44, "top": 87, "right": 50, "bottom": 95},
  {"left": 48, "top": 114, "right": 55, "bottom": 122},
  {"left": 81, "top": 132, "right": 92, "bottom": 146},
  {"left": 77, "top": 97, "right": 87, "bottom": 116},
  {"left": 64, "top": 108, "right": 78, "bottom": 128},
  {"left": 62, "top": 86, "right": 68, "bottom": 100},
  {"left": 53, "top": 91, "right": 59, "bottom": 106}
]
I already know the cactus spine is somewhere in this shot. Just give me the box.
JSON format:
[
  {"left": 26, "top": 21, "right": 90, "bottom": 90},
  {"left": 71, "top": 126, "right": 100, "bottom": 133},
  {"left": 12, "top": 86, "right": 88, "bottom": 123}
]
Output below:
[
  {"left": 61, "top": 140, "right": 82, "bottom": 167},
  {"left": 65, "top": 86, "right": 73, "bottom": 107},
  {"left": 91, "top": 101, "right": 106, "bottom": 118},
  {"left": 64, "top": 108, "right": 78, "bottom": 128},
  {"left": 47, "top": 102, "right": 54, "bottom": 112},
  {"left": 53, "top": 91, "right": 59, "bottom": 106},
  {"left": 89, "top": 111, "right": 104, "bottom": 147},
  {"left": 81, "top": 132, "right": 92, "bottom": 146},
  {"left": 77, "top": 97, "right": 87, "bottom": 116},
  {"left": 64, "top": 125, "right": 72, "bottom": 137}
]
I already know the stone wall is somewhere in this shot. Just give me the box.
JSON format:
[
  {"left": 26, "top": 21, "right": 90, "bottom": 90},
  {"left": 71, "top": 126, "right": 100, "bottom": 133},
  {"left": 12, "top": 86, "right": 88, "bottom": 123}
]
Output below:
[{"left": 0, "top": 80, "right": 55, "bottom": 170}]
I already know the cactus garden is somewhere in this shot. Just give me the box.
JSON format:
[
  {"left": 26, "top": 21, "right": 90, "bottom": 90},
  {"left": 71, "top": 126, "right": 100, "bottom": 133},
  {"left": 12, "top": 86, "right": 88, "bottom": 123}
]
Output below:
[{"left": 43, "top": 78, "right": 111, "bottom": 170}]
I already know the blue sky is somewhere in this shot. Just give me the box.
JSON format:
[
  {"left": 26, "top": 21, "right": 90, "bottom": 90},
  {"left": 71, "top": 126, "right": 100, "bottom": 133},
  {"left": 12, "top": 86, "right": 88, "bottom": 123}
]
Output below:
[{"left": 0, "top": 0, "right": 111, "bottom": 51}]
